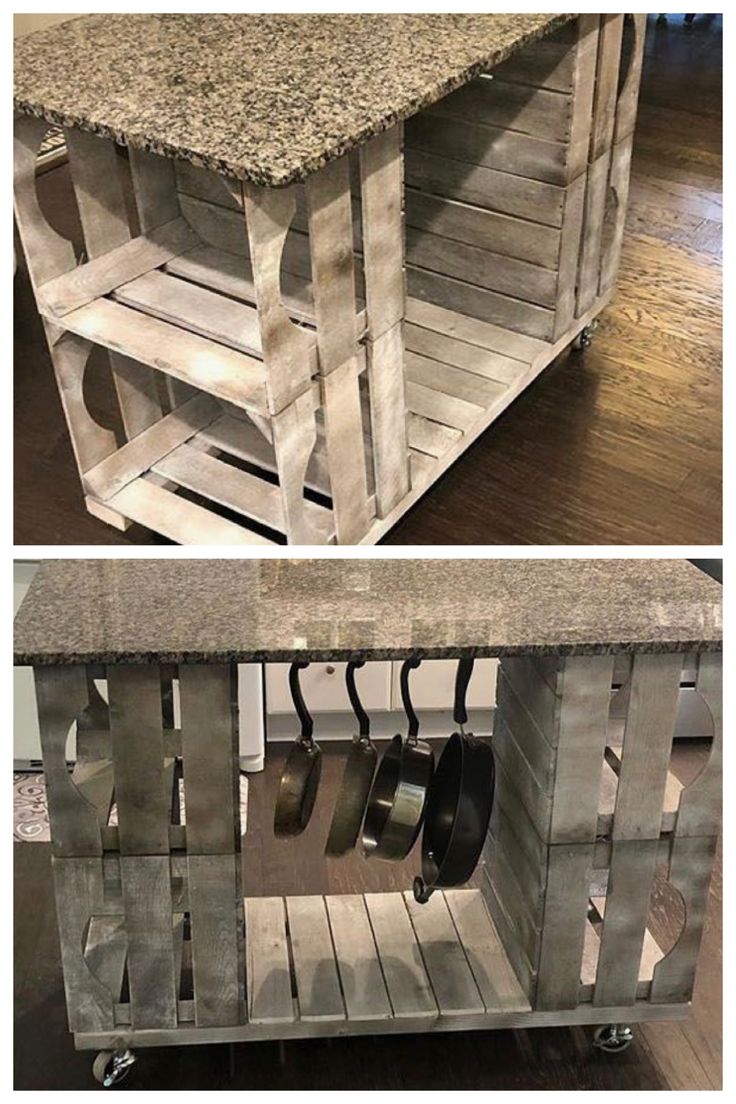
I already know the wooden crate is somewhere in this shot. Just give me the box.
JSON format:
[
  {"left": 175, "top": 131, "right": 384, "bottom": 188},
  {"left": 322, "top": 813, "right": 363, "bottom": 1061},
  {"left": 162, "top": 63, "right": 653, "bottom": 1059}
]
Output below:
[
  {"left": 14, "top": 15, "right": 647, "bottom": 545},
  {"left": 480, "top": 651, "right": 722, "bottom": 1012}
]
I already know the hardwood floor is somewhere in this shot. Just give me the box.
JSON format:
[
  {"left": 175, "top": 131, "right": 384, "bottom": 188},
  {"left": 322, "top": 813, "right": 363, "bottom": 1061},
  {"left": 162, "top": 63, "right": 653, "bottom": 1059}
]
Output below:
[
  {"left": 12, "top": 15, "right": 722, "bottom": 546},
  {"left": 13, "top": 739, "right": 721, "bottom": 1090}
]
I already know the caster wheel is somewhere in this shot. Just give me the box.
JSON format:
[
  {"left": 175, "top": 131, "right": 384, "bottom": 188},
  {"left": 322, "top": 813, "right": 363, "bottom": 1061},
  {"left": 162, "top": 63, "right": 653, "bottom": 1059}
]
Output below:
[
  {"left": 593, "top": 1024, "right": 634, "bottom": 1054},
  {"left": 572, "top": 321, "right": 598, "bottom": 351},
  {"left": 92, "top": 1048, "right": 136, "bottom": 1087}
]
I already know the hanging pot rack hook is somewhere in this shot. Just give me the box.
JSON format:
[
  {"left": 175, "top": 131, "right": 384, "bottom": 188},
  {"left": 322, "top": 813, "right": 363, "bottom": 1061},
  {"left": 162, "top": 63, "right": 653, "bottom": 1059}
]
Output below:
[
  {"left": 453, "top": 656, "right": 475, "bottom": 735},
  {"left": 288, "top": 660, "right": 313, "bottom": 743},
  {"left": 346, "top": 659, "right": 369, "bottom": 739},
  {"left": 400, "top": 657, "right": 422, "bottom": 741}
]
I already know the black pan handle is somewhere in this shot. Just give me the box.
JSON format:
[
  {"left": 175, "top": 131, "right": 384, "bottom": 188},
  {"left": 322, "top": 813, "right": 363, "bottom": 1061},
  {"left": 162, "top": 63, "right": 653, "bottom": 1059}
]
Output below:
[
  {"left": 289, "top": 661, "right": 313, "bottom": 742},
  {"left": 346, "top": 660, "right": 369, "bottom": 737},
  {"left": 453, "top": 657, "right": 475, "bottom": 727},
  {"left": 413, "top": 875, "right": 435, "bottom": 904},
  {"left": 400, "top": 657, "right": 422, "bottom": 738}
]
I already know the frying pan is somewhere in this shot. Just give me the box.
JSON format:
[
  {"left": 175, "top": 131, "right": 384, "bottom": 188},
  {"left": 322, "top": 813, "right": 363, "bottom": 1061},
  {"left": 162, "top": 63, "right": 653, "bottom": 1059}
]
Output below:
[
  {"left": 273, "top": 661, "right": 321, "bottom": 837},
  {"left": 413, "top": 657, "right": 495, "bottom": 903},
  {"left": 325, "top": 660, "right": 377, "bottom": 856},
  {"left": 362, "top": 658, "right": 434, "bottom": 861}
]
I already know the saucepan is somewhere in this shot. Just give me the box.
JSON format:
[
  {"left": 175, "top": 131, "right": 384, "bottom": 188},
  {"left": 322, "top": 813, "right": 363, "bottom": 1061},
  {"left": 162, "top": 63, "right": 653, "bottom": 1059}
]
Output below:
[
  {"left": 325, "top": 660, "right": 377, "bottom": 856},
  {"left": 274, "top": 661, "right": 321, "bottom": 837},
  {"left": 413, "top": 657, "right": 495, "bottom": 903},
  {"left": 362, "top": 657, "right": 434, "bottom": 861}
]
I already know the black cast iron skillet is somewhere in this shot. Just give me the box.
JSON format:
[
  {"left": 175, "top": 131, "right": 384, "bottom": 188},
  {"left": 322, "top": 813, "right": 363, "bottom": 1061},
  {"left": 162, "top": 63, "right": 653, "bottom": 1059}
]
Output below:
[
  {"left": 325, "top": 660, "right": 377, "bottom": 856},
  {"left": 362, "top": 658, "right": 434, "bottom": 861},
  {"left": 274, "top": 661, "right": 321, "bottom": 837},
  {"left": 413, "top": 657, "right": 495, "bottom": 903}
]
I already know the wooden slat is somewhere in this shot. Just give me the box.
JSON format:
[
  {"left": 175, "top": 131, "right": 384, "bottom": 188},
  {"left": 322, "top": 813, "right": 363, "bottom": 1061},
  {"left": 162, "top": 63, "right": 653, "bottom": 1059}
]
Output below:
[
  {"left": 612, "top": 653, "right": 682, "bottom": 840},
  {"left": 359, "top": 124, "right": 404, "bottom": 338},
  {"left": 567, "top": 15, "right": 601, "bottom": 178},
  {"left": 614, "top": 14, "right": 647, "bottom": 143},
  {"left": 35, "top": 666, "right": 101, "bottom": 857},
  {"left": 188, "top": 854, "right": 241, "bottom": 1026},
  {"left": 495, "top": 669, "right": 556, "bottom": 794},
  {"left": 84, "top": 916, "right": 127, "bottom": 1003},
  {"left": 405, "top": 297, "right": 548, "bottom": 362},
  {"left": 553, "top": 172, "right": 586, "bottom": 338},
  {"left": 491, "top": 715, "right": 552, "bottom": 842},
  {"left": 444, "top": 889, "right": 531, "bottom": 1012},
  {"left": 179, "top": 665, "right": 240, "bottom": 853},
  {"left": 576, "top": 150, "right": 611, "bottom": 316},
  {"left": 13, "top": 115, "right": 77, "bottom": 290},
  {"left": 535, "top": 843, "right": 593, "bottom": 1010},
  {"left": 593, "top": 838, "right": 660, "bottom": 1006},
  {"left": 107, "top": 665, "right": 169, "bottom": 855},
  {"left": 405, "top": 187, "right": 561, "bottom": 268},
  {"left": 245, "top": 897, "right": 295, "bottom": 1025},
  {"left": 363, "top": 892, "right": 437, "bottom": 1019},
  {"left": 491, "top": 24, "right": 578, "bottom": 92},
  {"left": 484, "top": 834, "right": 543, "bottom": 964},
  {"left": 319, "top": 358, "right": 372, "bottom": 543},
  {"left": 38, "top": 216, "right": 199, "bottom": 317},
  {"left": 590, "top": 15, "right": 624, "bottom": 160},
  {"left": 286, "top": 896, "right": 345, "bottom": 1021},
  {"left": 405, "top": 350, "right": 506, "bottom": 409},
  {"left": 590, "top": 894, "right": 664, "bottom": 992},
  {"left": 57, "top": 298, "right": 269, "bottom": 415},
  {"left": 406, "top": 380, "right": 483, "bottom": 434},
  {"left": 71, "top": 759, "right": 115, "bottom": 828},
  {"left": 120, "top": 855, "right": 178, "bottom": 1029},
  {"left": 83, "top": 392, "right": 219, "bottom": 501},
  {"left": 406, "top": 323, "right": 529, "bottom": 388},
  {"left": 51, "top": 856, "right": 114, "bottom": 1032},
  {"left": 550, "top": 656, "right": 615, "bottom": 843},
  {"left": 403, "top": 891, "right": 484, "bottom": 1015},
  {"left": 599, "top": 133, "right": 635, "bottom": 294},
  {"left": 405, "top": 148, "right": 565, "bottom": 228},
  {"left": 408, "top": 412, "right": 462, "bottom": 458},
  {"left": 436, "top": 77, "right": 573, "bottom": 143},
  {"left": 103, "top": 477, "right": 277, "bottom": 546},
  {"left": 325, "top": 895, "right": 391, "bottom": 1020},
  {"left": 64, "top": 126, "right": 129, "bottom": 255},
  {"left": 408, "top": 266, "right": 555, "bottom": 342},
  {"left": 406, "top": 113, "right": 570, "bottom": 187},
  {"left": 365, "top": 322, "right": 410, "bottom": 517},
  {"left": 675, "top": 652, "right": 722, "bottom": 837}
]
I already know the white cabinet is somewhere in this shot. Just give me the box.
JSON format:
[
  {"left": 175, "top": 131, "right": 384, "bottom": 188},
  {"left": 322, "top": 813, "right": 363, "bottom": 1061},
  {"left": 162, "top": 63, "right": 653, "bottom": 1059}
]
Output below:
[
  {"left": 265, "top": 661, "right": 393, "bottom": 714},
  {"left": 391, "top": 658, "right": 498, "bottom": 711}
]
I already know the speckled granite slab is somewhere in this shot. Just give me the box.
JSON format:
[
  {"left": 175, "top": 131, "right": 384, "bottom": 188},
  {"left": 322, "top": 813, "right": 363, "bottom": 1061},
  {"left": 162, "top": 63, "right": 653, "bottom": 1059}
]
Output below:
[
  {"left": 14, "top": 13, "right": 574, "bottom": 186},
  {"left": 14, "top": 560, "right": 722, "bottom": 667}
]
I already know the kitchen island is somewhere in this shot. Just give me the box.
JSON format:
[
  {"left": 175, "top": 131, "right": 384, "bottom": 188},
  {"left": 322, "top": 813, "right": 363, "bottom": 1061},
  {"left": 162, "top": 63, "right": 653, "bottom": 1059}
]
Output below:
[
  {"left": 14, "top": 14, "right": 646, "bottom": 545},
  {"left": 14, "top": 559, "right": 722, "bottom": 1082}
]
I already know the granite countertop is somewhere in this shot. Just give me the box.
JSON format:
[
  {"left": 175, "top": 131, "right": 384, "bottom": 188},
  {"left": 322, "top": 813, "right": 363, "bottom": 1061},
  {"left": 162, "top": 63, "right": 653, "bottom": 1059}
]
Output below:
[
  {"left": 14, "top": 560, "right": 722, "bottom": 667},
  {"left": 14, "top": 13, "right": 574, "bottom": 186}
]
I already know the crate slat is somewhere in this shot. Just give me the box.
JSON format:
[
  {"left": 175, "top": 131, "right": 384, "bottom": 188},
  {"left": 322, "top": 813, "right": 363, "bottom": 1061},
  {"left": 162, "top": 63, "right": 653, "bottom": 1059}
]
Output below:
[
  {"left": 188, "top": 854, "right": 242, "bottom": 1027},
  {"left": 121, "top": 855, "right": 178, "bottom": 1030},
  {"left": 325, "top": 895, "right": 392, "bottom": 1021},
  {"left": 444, "top": 889, "right": 531, "bottom": 1013},
  {"left": 363, "top": 892, "right": 437, "bottom": 1019},
  {"left": 285, "top": 896, "right": 345, "bottom": 1022},
  {"left": 403, "top": 891, "right": 484, "bottom": 1015},
  {"left": 244, "top": 897, "right": 295, "bottom": 1025}
]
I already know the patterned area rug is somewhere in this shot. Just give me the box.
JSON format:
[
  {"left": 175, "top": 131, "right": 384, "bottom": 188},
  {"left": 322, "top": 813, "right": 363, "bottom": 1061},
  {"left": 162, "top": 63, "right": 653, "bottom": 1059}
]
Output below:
[{"left": 13, "top": 772, "right": 249, "bottom": 841}]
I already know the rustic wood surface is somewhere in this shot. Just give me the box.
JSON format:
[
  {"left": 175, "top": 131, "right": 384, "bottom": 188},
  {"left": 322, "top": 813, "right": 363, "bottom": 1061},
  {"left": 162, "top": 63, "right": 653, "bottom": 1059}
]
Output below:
[{"left": 15, "top": 735, "right": 720, "bottom": 1088}]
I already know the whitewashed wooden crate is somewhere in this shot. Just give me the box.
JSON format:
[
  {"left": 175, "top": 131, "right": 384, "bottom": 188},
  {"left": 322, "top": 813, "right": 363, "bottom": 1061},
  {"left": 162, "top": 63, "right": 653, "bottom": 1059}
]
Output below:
[{"left": 14, "top": 15, "right": 647, "bottom": 545}]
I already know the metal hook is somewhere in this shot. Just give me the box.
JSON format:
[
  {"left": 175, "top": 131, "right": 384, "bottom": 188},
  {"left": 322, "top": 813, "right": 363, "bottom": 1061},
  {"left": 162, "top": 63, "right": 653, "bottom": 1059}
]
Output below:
[
  {"left": 400, "top": 657, "right": 422, "bottom": 739},
  {"left": 453, "top": 657, "right": 475, "bottom": 732},
  {"left": 288, "top": 661, "right": 313, "bottom": 743},
  {"left": 346, "top": 660, "right": 369, "bottom": 738}
]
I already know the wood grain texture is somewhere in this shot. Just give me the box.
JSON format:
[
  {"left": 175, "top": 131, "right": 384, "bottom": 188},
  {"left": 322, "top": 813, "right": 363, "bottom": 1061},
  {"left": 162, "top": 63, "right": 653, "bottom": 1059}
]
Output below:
[{"left": 187, "top": 854, "right": 242, "bottom": 1026}]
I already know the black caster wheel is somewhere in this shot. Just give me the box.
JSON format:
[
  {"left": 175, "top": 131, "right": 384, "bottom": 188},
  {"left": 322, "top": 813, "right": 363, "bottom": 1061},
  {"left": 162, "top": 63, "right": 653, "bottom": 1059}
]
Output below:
[
  {"left": 572, "top": 321, "right": 598, "bottom": 351},
  {"left": 593, "top": 1024, "right": 634, "bottom": 1054},
  {"left": 92, "top": 1048, "right": 137, "bottom": 1086}
]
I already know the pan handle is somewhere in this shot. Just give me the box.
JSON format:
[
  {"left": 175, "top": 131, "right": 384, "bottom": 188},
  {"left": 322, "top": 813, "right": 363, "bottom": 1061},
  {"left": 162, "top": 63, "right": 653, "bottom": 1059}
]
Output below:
[
  {"left": 413, "top": 875, "right": 435, "bottom": 904},
  {"left": 346, "top": 660, "right": 369, "bottom": 737},
  {"left": 400, "top": 657, "right": 422, "bottom": 740},
  {"left": 289, "top": 661, "right": 313, "bottom": 743},
  {"left": 453, "top": 657, "right": 475, "bottom": 728}
]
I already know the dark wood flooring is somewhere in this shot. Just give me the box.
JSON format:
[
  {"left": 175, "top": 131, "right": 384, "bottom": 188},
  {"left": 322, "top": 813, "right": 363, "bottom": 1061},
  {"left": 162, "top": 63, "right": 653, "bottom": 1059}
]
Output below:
[
  {"left": 13, "top": 14, "right": 722, "bottom": 546},
  {"left": 14, "top": 739, "right": 721, "bottom": 1090}
]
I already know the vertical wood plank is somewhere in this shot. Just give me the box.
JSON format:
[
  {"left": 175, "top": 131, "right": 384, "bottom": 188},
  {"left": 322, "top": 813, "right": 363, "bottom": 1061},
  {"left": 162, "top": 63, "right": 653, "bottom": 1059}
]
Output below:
[
  {"left": 550, "top": 655, "right": 615, "bottom": 843},
  {"left": 14, "top": 114, "right": 77, "bottom": 289},
  {"left": 403, "top": 891, "right": 484, "bottom": 1015},
  {"left": 612, "top": 653, "right": 682, "bottom": 840},
  {"left": 675, "top": 652, "right": 722, "bottom": 837},
  {"left": 271, "top": 390, "right": 324, "bottom": 545},
  {"left": 536, "top": 843, "right": 593, "bottom": 1010},
  {"left": 84, "top": 916, "right": 127, "bottom": 1003},
  {"left": 285, "top": 896, "right": 345, "bottom": 1021},
  {"left": 320, "top": 359, "right": 371, "bottom": 543},
  {"left": 613, "top": 14, "right": 647, "bottom": 144},
  {"left": 180, "top": 664, "right": 240, "bottom": 853},
  {"left": 325, "top": 895, "right": 391, "bottom": 1020},
  {"left": 598, "top": 132, "right": 635, "bottom": 294},
  {"left": 576, "top": 149, "right": 611, "bottom": 316},
  {"left": 244, "top": 897, "right": 295, "bottom": 1024},
  {"left": 444, "top": 889, "right": 531, "bottom": 1012},
  {"left": 567, "top": 15, "right": 600, "bottom": 180},
  {"left": 35, "top": 665, "right": 101, "bottom": 857},
  {"left": 589, "top": 15, "right": 624, "bottom": 161},
  {"left": 365, "top": 321, "right": 410, "bottom": 517},
  {"left": 188, "top": 854, "right": 242, "bottom": 1026},
  {"left": 108, "top": 665, "right": 170, "bottom": 855},
  {"left": 650, "top": 835, "right": 718, "bottom": 1004},
  {"left": 120, "top": 855, "right": 178, "bottom": 1029},
  {"left": 553, "top": 172, "right": 586, "bottom": 339},
  {"left": 363, "top": 892, "right": 437, "bottom": 1019},
  {"left": 592, "top": 838, "right": 660, "bottom": 1006},
  {"left": 359, "top": 124, "right": 405, "bottom": 339},
  {"left": 52, "top": 856, "right": 114, "bottom": 1032}
]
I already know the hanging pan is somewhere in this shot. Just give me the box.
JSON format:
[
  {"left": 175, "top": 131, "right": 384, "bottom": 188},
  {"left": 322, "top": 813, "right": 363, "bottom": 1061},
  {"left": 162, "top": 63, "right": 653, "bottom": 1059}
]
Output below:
[
  {"left": 362, "top": 657, "right": 434, "bottom": 861},
  {"left": 413, "top": 657, "right": 495, "bottom": 903},
  {"left": 325, "top": 660, "right": 377, "bottom": 856},
  {"left": 274, "top": 661, "right": 321, "bottom": 837}
]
